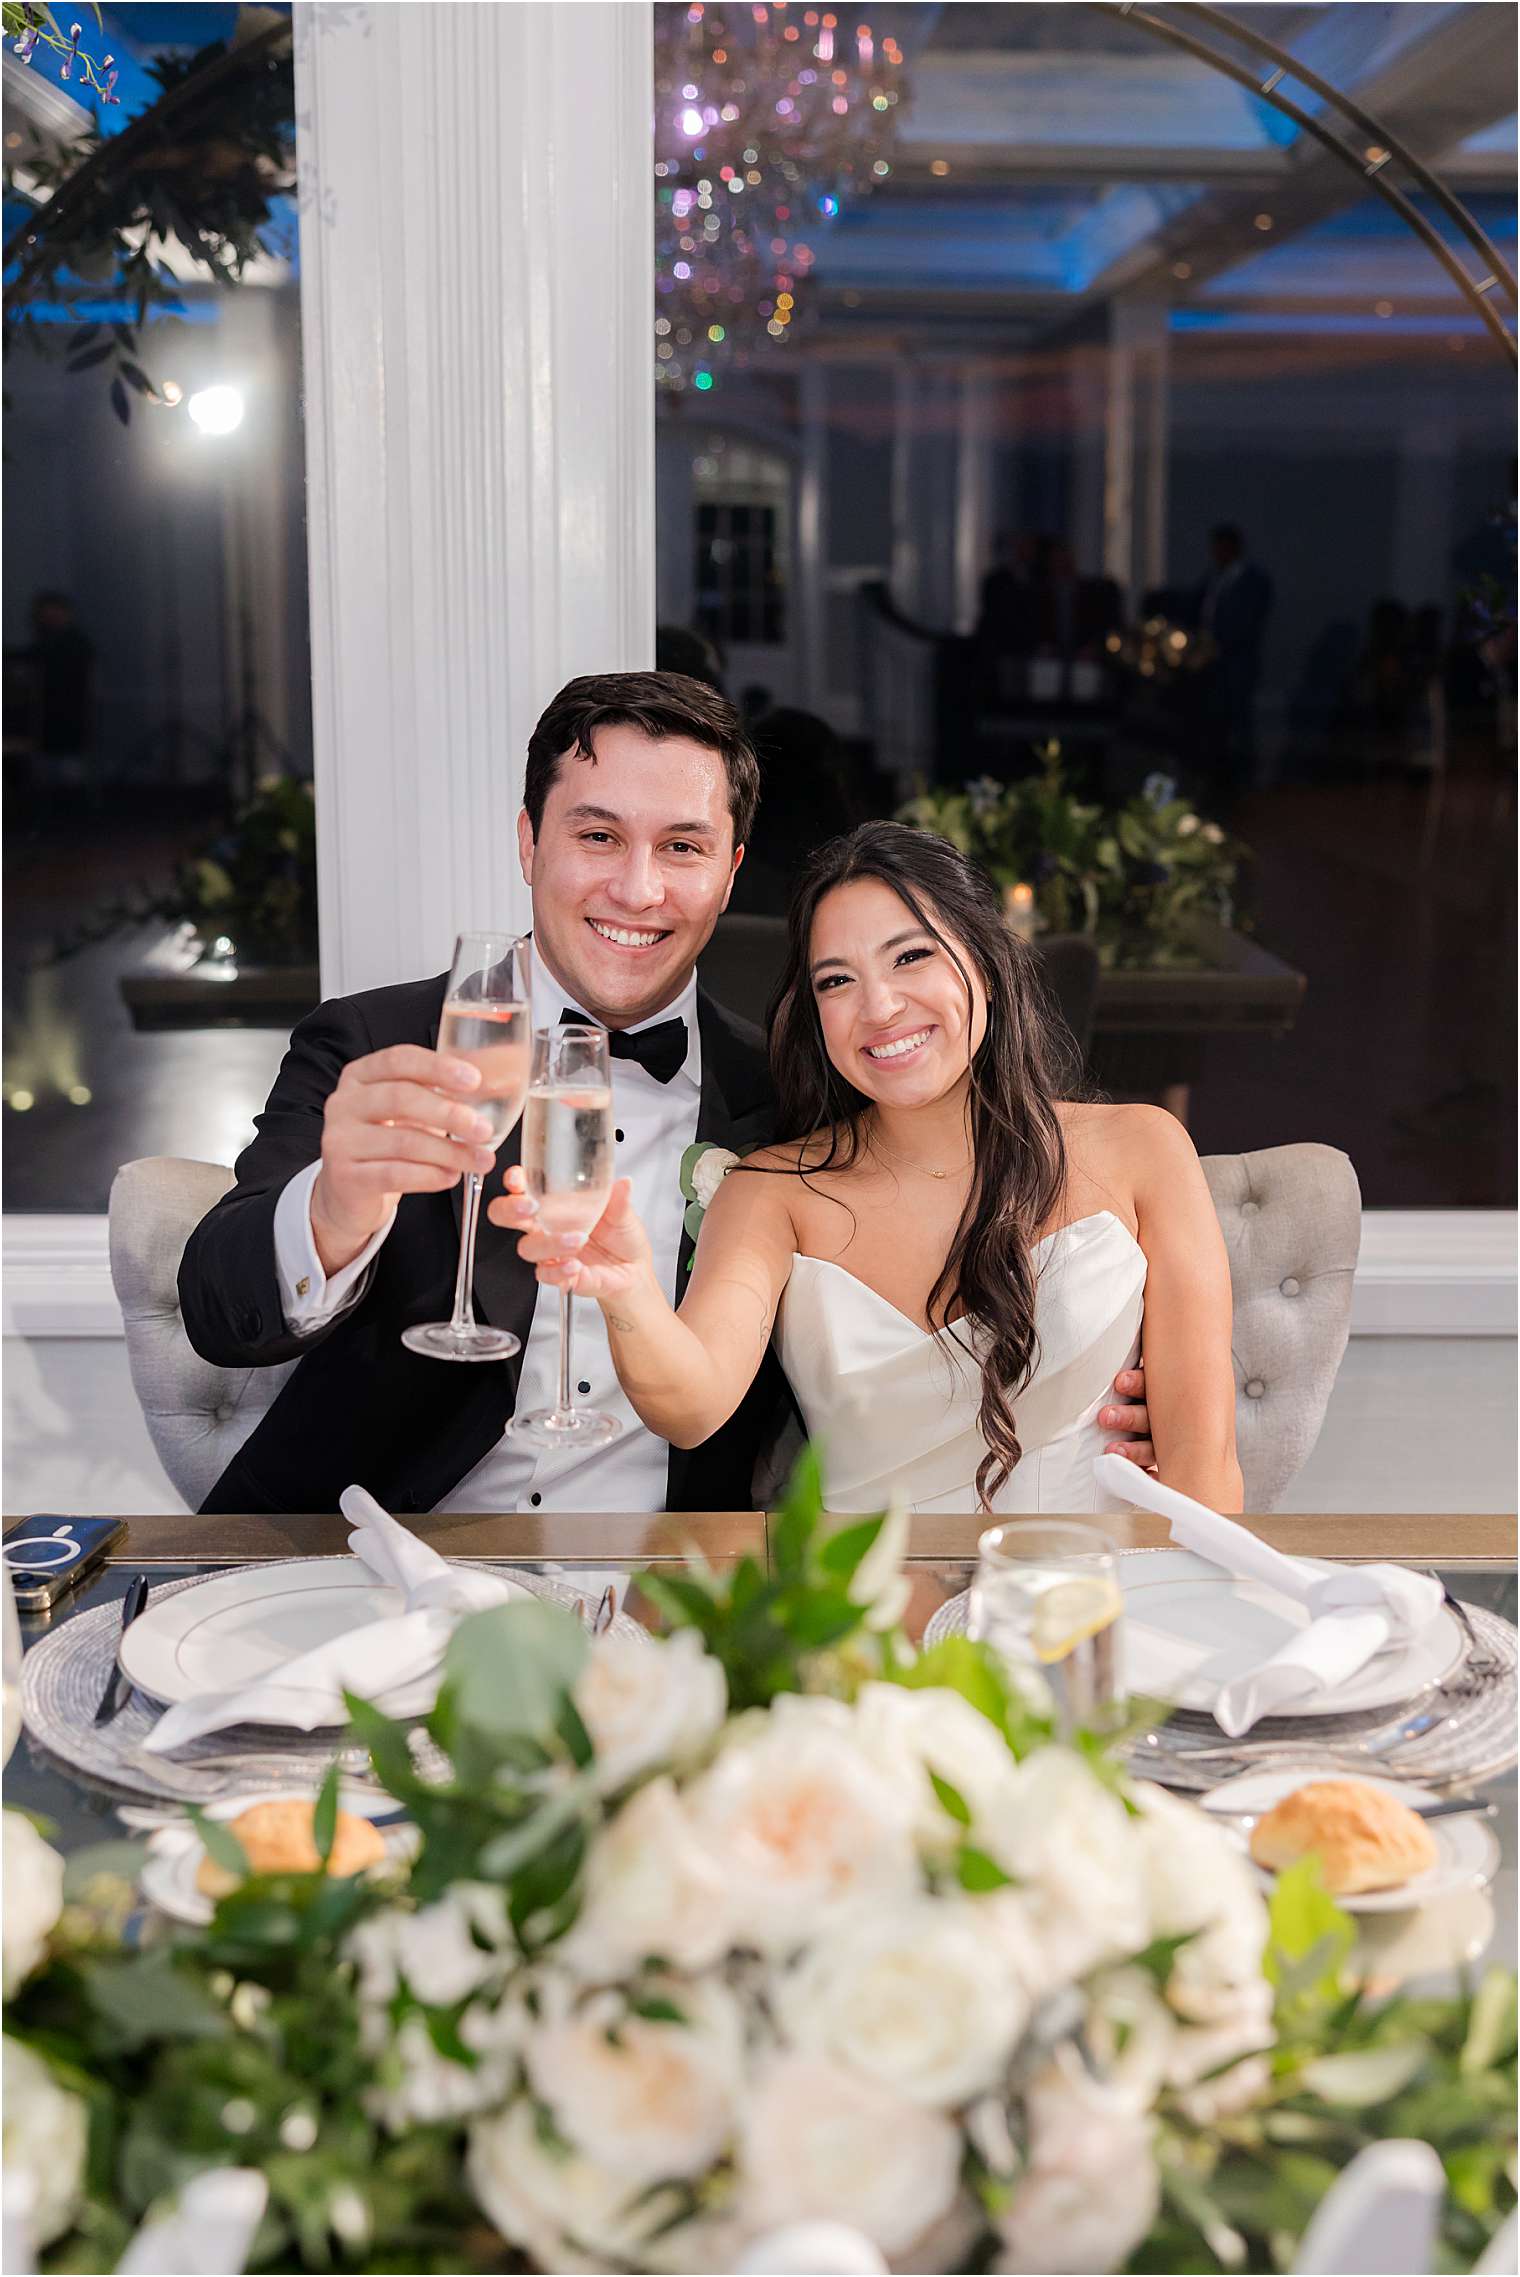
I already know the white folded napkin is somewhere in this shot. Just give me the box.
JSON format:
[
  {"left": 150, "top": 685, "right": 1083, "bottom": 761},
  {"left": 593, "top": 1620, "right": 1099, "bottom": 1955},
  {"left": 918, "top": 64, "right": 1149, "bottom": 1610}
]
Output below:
[
  {"left": 142, "top": 1491, "right": 520, "bottom": 1754},
  {"left": 1092, "top": 1455, "right": 1443, "bottom": 1734}
]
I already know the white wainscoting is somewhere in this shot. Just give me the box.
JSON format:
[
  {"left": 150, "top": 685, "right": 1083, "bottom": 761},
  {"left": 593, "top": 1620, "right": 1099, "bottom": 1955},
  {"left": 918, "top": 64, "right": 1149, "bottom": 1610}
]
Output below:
[{"left": 5, "top": 1210, "right": 1514, "bottom": 1342}]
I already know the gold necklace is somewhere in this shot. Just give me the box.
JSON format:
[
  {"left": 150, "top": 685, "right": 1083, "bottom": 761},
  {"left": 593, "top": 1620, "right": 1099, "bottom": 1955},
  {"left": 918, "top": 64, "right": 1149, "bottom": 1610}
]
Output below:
[{"left": 869, "top": 1132, "right": 970, "bottom": 1182}]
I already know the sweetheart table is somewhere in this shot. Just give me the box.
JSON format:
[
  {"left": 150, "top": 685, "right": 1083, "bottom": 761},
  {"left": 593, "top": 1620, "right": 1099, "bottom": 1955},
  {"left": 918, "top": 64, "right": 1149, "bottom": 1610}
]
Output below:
[{"left": 5, "top": 1506, "right": 1514, "bottom": 1982}]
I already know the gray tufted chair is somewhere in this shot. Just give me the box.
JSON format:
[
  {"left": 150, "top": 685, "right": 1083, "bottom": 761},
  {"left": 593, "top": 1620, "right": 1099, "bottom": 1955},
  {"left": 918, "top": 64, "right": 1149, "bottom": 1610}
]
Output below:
[
  {"left": 109, "top": 1142, "right": 1359, "bottom": 1513},
  {"left": 1200, "top": 1143, "right": 1360, "bottom": 1509},
  {"left": 108, "top": 1158, "right": 294, "bottom": 1510}
]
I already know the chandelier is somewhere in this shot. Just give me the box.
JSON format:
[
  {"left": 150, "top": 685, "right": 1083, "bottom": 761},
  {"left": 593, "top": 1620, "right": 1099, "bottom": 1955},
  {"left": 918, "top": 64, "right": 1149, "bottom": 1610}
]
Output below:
[{"left": 653, "top": 2, "right": 907, "bottom": 393}]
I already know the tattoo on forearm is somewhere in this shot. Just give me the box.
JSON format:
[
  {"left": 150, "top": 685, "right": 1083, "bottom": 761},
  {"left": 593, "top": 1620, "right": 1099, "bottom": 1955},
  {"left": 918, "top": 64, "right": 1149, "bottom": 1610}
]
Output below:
[{"left": 605, "top": 1311, "right": 636, "bottom": 1334}]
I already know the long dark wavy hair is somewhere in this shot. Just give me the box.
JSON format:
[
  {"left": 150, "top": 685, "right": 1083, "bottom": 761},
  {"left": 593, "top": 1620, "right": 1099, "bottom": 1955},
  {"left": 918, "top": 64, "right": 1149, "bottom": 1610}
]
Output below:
[{"left": 763, "top": 821, "right": 1078, "bottom": 1507}]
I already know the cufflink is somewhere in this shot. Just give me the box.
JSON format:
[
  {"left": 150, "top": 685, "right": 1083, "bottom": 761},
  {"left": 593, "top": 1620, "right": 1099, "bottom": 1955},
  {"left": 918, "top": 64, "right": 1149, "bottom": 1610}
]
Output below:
[{"left": 296, "top": 1275, "right": 311, "bottom": 1298}]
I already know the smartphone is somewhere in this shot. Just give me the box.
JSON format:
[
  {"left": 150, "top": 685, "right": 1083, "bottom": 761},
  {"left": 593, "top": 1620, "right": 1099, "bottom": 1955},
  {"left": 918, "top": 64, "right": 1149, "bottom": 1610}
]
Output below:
[{"left": 2, "top": 1516, "right": 127, "bottom": 1612}]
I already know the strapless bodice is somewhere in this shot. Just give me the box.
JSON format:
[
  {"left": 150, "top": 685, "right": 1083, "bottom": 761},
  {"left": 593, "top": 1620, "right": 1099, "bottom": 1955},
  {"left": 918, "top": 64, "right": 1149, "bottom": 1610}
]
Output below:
[{"left": 774, "top": 1211, "right": 1146, "bottom": 1513}]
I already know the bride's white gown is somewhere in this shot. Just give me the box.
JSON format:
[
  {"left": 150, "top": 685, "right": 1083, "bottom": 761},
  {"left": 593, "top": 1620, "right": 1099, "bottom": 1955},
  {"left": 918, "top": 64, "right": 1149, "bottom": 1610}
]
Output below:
[{"left": 775, "top": 1211, "right": 1146, "bottom": 1513}]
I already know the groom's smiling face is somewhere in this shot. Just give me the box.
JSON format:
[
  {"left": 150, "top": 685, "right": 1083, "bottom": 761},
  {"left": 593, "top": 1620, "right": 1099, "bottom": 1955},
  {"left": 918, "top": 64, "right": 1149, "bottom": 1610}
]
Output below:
[{"left": 518, "top": 723, "right": 742, "bottom": 1029}]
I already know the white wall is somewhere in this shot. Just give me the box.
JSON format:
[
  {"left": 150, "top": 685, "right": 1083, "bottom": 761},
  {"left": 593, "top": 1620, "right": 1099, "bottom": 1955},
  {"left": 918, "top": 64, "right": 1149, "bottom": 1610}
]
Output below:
[{"left": 4, "top": 1333, "right": 1512, "bottom": 1520}]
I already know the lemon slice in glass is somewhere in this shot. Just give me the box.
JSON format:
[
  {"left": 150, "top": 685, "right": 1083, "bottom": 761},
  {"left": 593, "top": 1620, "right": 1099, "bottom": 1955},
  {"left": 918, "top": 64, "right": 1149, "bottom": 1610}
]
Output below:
[{"left": 1030, "top": 1576, "right": 1123, "bottom": 1664}]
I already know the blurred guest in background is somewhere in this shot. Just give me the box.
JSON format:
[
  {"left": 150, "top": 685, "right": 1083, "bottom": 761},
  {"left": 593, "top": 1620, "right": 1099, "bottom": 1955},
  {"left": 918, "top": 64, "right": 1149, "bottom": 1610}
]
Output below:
[
  {"left": 656, "top": 622, "right": 726, "bottom": 692},
  {"left": 27, "top": 590, "right": 96, "bottom": 795},
  {"left": 728, "top": 706, "right": 856, "bottom": 916},
  {"left": 1188, "top": 524, "right": 1272, "bottom": 808}
]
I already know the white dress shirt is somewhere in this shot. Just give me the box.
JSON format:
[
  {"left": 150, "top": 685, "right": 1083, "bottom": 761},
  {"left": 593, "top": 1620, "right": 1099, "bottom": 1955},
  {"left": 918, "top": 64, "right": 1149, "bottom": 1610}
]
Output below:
[{"left": 272, "top": 942, "right": 702, "bottom": 1511}]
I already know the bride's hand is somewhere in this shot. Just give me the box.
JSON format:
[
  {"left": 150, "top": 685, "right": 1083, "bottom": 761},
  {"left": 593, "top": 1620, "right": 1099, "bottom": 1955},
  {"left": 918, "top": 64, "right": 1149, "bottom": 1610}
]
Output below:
[{"left": 488, "top": 1167, "right": 653, "bottom": 1301}]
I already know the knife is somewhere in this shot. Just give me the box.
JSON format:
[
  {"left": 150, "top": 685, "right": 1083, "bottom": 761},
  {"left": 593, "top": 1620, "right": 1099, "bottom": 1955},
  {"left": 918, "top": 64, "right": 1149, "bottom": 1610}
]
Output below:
[{"left": 93, "top": 1573, "right": 150, "bottom": 1724}]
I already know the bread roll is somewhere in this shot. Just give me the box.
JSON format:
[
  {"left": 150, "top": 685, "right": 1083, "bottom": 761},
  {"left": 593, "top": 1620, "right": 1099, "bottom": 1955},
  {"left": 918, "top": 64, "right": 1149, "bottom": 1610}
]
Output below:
[
  {"left": 195, "top": 1797, "right": 387, "bottom": 1898},
  {"left": 1248, "top": 1779, "right": 1437, "bottom": 1896}
]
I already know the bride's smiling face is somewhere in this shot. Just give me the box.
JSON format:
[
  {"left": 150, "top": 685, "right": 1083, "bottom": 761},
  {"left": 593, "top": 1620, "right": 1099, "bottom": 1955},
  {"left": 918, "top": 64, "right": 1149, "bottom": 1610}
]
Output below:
[{"left": 809, "top": 876, "right": 989, "bottom": 1107}]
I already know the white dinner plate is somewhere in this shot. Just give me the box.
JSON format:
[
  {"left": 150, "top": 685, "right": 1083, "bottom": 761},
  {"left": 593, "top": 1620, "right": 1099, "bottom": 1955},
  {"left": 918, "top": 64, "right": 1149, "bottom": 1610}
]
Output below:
[
  {"left": 117, "top": 1557, "right": 532, "bottom": 1722},
  {"left": 138, "top": 1788, "right": 419, "bottom": 1926},
  {"left": 1199, "top": 1768, "right": 1501, "bottom": 1915},
  {"left": 1116, "top": 1548, "right": 1466, "bottom": 1718}
]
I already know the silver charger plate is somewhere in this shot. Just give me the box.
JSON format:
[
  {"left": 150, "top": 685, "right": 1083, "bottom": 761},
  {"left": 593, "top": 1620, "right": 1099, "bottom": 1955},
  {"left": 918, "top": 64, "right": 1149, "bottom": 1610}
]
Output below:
[
  {"left": 923, "top": 1586, "right": 1517, "bottom": 1792},
  {"left": 21, "top": 1563, "right": 644, "bottom": 1807}
]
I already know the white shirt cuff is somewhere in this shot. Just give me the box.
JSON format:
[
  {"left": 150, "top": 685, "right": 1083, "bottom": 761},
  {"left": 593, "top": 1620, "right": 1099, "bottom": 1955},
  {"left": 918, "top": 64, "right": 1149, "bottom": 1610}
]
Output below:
[{"left": 273, "top": 1160, "right": 395, "bottom": 1335}]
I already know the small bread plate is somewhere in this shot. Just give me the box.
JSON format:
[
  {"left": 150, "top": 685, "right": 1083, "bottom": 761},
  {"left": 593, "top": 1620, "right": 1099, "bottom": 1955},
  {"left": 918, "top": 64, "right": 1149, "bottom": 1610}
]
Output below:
[
  {"left": 138, "top": 1787, "right": 418, "bottom": 1928},
  {"left": 117, "top": 1557, "right": 534, "bottom": 1724},
  {"left": 1200, "top": 1769, "right": 1500, "bottom": 1915}
]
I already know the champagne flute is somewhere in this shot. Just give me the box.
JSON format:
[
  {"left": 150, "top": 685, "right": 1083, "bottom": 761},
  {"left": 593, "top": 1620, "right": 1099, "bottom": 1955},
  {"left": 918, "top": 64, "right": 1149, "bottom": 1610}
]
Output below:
[
  {"left": 508, "top": 1024, "right": 621, "bottom": 1448},
  {"left": 402, "top": 932, "right": 531, "bottom": 1363}
]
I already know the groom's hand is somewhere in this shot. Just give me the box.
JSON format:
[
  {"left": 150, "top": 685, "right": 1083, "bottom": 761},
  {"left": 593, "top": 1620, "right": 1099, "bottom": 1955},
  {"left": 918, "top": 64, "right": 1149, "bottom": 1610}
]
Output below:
[
  {"left": 490, "top": 1169, "right": 653, "bottom": 1301},
  {"left": 310, "top": 1045, "right": 497, "bottom": 1277},
  {"left": 1100, "top": 1363, "right": 1155, "bottom": 1471}
]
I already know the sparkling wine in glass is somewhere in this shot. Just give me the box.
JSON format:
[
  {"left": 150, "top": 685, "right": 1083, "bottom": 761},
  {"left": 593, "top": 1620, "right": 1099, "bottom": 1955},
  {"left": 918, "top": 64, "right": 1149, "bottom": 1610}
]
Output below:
[
  {"left": 508, "top": 1024, "right": 621, "bottom": 1448},
  {"left": 402, "top": 932, "right": 531, "bottom": 1363}
]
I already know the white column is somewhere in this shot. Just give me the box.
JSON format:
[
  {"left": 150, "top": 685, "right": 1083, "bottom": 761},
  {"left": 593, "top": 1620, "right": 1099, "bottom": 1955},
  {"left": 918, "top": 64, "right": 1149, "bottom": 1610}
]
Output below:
[
  {"left": 1104, "top": 289, "right": 1170, "bottom": 612},
  {"left": 954, "top": 360, "right": 992, "bottom": 635},
  {"left": 294, "top": 2, "right": 654, "bottom": 997},
  {"left": 797, "top": 360, "right": 830, "bottom": 712}
]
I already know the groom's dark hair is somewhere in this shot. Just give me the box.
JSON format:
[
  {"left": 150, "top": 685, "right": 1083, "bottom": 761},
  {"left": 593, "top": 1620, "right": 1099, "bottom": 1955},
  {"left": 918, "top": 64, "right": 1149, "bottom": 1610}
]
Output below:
[{"left": 524, "top": 671, "right": 761, "bottom": 848}]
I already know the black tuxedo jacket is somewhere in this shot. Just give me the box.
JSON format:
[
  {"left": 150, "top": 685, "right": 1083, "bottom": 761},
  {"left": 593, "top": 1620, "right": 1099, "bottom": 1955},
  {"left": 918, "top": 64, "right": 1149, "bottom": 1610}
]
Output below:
[{"left": 180, "top": 974, "right": 783, "bottom": 1515}]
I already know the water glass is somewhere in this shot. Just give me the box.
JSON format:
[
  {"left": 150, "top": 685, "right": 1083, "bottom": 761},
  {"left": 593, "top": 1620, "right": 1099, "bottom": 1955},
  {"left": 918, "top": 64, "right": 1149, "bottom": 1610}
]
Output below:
[{"left": 969, "top": 1519, "right": 1125, "bottom": 1736}]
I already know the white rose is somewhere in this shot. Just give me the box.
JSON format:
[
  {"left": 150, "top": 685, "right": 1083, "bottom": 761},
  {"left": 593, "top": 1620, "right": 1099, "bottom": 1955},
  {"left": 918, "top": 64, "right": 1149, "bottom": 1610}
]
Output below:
[
  {"left": 469, "top": 2096, "right": 652, "bottom": 2275},
  {"left": 525, "top": 1971, "right": 744, "bottom": 2186},
  {"left": 3, "top": 1812, "right": 64, "bottom": 1997},
  {"left": 556, "top": 1775, "right": 733, "bottom": 1982},
  {"left": 851, "top": 1682, "right": 1021, "bottom": 1855},
  {"left": 846, "top": 1499, "right": 912, "bottom": 1631},
  {"left": 347, "top": 1882, "right": 511, "bottom": 2010},
  {"left": 774, "top": 1894, "right": 1028, "bottom": 2107},
  {"left": 739, "top": 2053, "right": 963, "bottom": 2257},
  {"left": 1131, "top": 1782, "right": 1270, "bottom": 2016},
  {"left": 3, "top": 2037, "right": 87, "bottom": 2248},
  {"left": 1176, "top": 812, "right": 1201, "bottom": 837},
  {"left": 982, "top": 1750, "right": 1144, "bottom": 1984},
  {"left": 685, "top": 1698, "right": 921, "bottom": 1955},
  {"left": 996, "top": 2057, "right": 1159, "bottom": 2275},
  {"left": 363, "top": 1995, "right": 519, "bottom": 2132},
  {"left": 1203, "top": 821, "right": 1225, "bottom": 843},
  {"left": 575, "top": 1628, "right": 727, "bottom": 1795},
  {"left": 691, "top": 1145, "right": 739, "bottom": 1209}
]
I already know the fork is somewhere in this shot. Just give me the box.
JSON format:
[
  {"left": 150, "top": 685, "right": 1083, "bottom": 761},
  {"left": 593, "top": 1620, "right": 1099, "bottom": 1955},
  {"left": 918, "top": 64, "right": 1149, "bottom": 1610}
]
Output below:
[
  {"left": 1424, "top": 1574, "right": 1502, "bottom": 1679},
  {"left": 1133, "top": 1694, "right": 1481, "bottom": 1782}
]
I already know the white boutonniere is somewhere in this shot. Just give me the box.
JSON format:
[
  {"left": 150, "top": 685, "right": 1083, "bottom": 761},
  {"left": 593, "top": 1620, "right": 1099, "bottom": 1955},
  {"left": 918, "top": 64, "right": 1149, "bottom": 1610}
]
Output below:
[{"left": 679, "top": 1141, "right": 740, "bottom": 1266}]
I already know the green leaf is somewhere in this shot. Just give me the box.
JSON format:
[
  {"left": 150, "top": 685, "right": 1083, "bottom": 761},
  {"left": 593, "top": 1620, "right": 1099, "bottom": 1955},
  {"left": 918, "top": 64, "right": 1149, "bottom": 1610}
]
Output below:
[
  {"left": 929, "top": 1770, "right": 972, "bottom": 1826},
  {"left": 311, "top": 1762, "right": 340, "bottom": 1866},
  {"left": 478, "top": 1788, "right": 586, "bottom": 1880},
  {"left": 816, "top": 1514, "right": 885, "bottom": 1584},
  {"left": 956, "top": 1845, "right": 1013, "bottom": 1892},
  {"left": 189, "top": 1805, "right": 250, "bottom": 1883},
  {"left": 1461, "top": 1968, "right": 1518, "bottom": 2075},
  {"left": 772, "top": 1445, "right": 824, "bottom": 1581},
  {"left": 1128, "top": 1929, "right": 1200, "bottom": 1986},
  {"left": 1264, "top": 1857, "right": 1354, "bottom": 2004},
  {"left": 442, "top": 1599, "right": 589, "bottom": 1748},
  {"left": 80, "top": 1949, "right": 227, "bottom": 2052},
  {"left": 1299, "top": 2040, "right": 1430, "bottom": 2108},
  {"left": 628, "top": 1994, "right": 690, "bottom": 2026}
]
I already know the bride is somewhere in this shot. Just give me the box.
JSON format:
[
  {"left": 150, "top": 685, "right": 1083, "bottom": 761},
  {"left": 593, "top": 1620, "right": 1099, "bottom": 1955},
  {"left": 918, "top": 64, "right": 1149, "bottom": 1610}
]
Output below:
[{"left": 499, "top": 822, "right": 1242, "bottom": 1515}]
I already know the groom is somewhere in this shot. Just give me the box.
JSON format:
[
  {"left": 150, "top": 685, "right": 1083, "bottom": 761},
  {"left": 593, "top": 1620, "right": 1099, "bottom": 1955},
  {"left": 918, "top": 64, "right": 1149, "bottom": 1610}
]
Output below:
[{"left": 181, "top": 669, "right": 1152, "bottom": 1515}]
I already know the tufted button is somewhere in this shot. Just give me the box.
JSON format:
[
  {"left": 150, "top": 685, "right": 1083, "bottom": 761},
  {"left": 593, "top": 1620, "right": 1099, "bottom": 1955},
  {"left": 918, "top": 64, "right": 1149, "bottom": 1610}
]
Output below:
[
  {"left": 615, "top": 1129, "right": 625, "bottom": 1144},
  {"left": 215, "top": 1404, "right": 234, "bottom": 1424},
  {"left": 1244, "top": 1378, "right": 1265, "bottom": 1399},
  {"left": 530, "top": 1492, "right": 542, "bottom": 1508},
  {"left": 1280, "top": 1276, "right": 1300, "bottom": 1297},
  {"left": 1239, "top": 1200, "right": 1259, "bottom": 1218}
]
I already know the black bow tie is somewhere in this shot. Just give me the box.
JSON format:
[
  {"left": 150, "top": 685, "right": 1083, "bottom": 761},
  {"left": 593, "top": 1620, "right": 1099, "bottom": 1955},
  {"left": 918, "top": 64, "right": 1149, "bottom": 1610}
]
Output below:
[{"left": 560, "top": 1007, "right": 688, "bottom": 1085}]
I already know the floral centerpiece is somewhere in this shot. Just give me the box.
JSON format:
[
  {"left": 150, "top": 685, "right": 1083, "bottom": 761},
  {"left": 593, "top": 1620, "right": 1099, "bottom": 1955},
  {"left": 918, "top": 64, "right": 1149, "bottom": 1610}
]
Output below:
[
  {"left": 3, "top": 1456, "right": 1514, "bottom": 2275},
  {"left": 899, "top": 745, "right": 1241, "bottom": 968}
]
